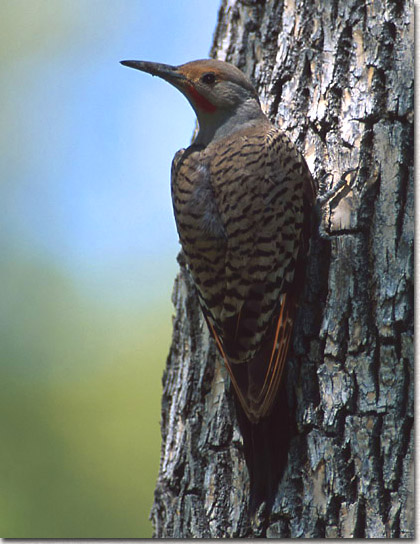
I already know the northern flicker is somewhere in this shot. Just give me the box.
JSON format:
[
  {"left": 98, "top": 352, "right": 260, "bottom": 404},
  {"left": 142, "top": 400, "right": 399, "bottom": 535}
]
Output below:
[{"left": 121, "top": 58, "right": 316, "bottom": 513}]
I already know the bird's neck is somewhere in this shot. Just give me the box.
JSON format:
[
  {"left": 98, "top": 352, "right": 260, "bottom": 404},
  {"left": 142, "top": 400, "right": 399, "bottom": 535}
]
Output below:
[{"left": 194, "top": 98, "right": 267, "bottom": 146}]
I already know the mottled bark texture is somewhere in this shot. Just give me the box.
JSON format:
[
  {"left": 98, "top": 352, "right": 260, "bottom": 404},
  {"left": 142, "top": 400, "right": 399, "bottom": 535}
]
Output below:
[{"left": 150, "top": 0, "right": 413, "bottom": 538}]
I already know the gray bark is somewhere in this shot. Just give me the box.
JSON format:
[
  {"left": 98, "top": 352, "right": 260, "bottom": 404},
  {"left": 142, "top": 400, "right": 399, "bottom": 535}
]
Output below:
[{"left": 150, "top": 0, "right": 414, "bottom": 538}]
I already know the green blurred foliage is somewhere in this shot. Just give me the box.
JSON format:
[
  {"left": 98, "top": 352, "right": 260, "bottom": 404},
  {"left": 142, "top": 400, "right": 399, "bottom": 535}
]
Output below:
[{"left": 1, "top": 256, "right": 173, "bottom": 537}]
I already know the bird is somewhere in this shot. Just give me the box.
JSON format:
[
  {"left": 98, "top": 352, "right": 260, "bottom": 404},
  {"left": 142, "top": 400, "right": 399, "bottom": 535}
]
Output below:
[{"left": 121, "top": 58, "right": 316, "bottom": 515}]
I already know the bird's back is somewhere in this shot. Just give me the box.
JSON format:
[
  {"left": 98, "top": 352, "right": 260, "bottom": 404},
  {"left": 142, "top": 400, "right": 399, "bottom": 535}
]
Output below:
[{"left": 171, "top": 119, "right": 315, "bottom": 422}]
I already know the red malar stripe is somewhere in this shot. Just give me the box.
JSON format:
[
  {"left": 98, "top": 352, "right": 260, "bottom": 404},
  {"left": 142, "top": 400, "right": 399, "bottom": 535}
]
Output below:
[{"left": 186, "top": 85, "right": 217, "bottom": 113}]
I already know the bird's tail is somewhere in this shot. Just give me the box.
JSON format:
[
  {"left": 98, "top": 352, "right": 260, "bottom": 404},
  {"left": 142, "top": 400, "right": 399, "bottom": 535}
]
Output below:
[
  {"left": 232, "top": 362, "right": 293, "bottom": 515},
  {"left": 205, "top": 295, "right": 297, "bottom": 515}
]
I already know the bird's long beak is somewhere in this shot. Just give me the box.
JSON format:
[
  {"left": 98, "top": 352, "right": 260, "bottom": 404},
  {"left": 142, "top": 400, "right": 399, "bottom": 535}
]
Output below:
[{"left": 120, "top": 60, "right": 187, "bottom": 86}]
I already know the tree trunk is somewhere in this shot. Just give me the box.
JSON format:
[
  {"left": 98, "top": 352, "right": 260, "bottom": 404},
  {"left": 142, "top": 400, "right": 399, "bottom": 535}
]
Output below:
[{"left": 150, "top": 0, "right": 414, "bottom": 538}]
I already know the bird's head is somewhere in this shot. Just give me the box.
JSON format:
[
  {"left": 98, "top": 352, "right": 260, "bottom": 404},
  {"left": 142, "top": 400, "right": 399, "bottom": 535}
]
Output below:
[{"left": 121, "top": 58, "right": 264, "bottom": 144}]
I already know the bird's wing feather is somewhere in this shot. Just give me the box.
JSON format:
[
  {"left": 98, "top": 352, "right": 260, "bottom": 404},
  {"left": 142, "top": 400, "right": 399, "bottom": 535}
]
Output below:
[
  {"left": 206, "top": 126, "right": 314, "bottom": 420},
  {"left": 173, "top": 127, "right": 315, "bottom": 422},
  {"left": 206, "top": 290, "right": 296, "bottom": 422},
  {"left": 209, "top": 127, "right": 306, "bottom": 357}
]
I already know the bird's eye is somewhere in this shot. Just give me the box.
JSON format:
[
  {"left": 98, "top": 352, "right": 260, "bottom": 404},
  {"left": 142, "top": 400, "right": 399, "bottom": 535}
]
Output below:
[{"left": 201, "top": 73, "right": 216, "bottom": 85}]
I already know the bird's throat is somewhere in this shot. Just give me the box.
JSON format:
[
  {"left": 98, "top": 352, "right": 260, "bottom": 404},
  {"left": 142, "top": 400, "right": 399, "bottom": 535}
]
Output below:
[
  {"left": 186, "top": 85, "right": 217, "bottom": 114},
  {"left": 194, "top": 99, "right": 268, "bottom": 146}
]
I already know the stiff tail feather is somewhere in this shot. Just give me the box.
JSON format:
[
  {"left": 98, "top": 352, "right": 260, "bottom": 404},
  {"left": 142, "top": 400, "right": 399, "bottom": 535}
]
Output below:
[
  {"left": 233, "top": 373, "right": 292, "bottom": 515},
  {"left": 207, "top": 292, "right": 298, "bottom": 514}
]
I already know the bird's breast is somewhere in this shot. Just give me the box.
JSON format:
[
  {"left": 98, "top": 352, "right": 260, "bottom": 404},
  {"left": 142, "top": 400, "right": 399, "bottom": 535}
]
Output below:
[
  {"left": 171, "top": 148, "right": 226, "bottom": 243},
  {"left": 171, "top": 146, "right": 228, "bottom": 323}
]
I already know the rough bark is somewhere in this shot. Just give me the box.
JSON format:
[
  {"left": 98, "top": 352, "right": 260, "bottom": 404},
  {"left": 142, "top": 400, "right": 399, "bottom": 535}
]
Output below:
[{"left": 150, "top": 0, "right": 414, "bottom": 538}]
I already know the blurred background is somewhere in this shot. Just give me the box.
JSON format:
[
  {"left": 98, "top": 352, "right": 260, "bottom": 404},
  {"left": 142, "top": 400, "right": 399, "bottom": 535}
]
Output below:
[{"left": 1, "top": 0, "right": 220, "bottom": 537}]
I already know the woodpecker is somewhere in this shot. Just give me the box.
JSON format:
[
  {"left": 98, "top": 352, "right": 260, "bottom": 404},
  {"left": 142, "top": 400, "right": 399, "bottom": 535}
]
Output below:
[{"left": 121, "top": 58, "right": 316, "bottom": 514}]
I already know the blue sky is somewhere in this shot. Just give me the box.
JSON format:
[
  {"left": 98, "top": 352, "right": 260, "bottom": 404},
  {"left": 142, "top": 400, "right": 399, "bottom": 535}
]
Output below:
[
  {"left": 1, "top": 0, "right": 221, "bottom": 304},
  {"left": 0, "top": 2, "right": 222, "bottom": 536}
]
